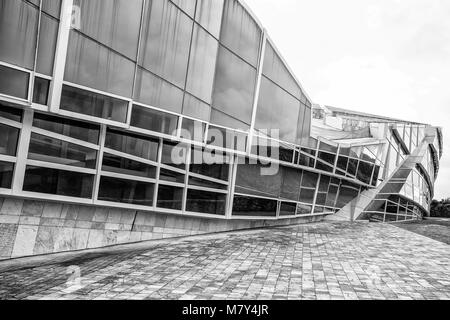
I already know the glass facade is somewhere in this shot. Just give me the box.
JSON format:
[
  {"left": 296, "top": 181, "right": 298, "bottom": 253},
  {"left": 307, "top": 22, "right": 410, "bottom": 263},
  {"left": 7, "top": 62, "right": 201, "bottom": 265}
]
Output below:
[{"left": 0, "top": 0, "right": 443, "bottom": 225}]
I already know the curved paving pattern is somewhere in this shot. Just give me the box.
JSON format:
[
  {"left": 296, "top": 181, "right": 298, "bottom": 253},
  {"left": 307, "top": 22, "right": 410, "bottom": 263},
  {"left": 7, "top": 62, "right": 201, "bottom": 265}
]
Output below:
[{"left": 0, "top": 222, "right": 449, "bottom": 300}]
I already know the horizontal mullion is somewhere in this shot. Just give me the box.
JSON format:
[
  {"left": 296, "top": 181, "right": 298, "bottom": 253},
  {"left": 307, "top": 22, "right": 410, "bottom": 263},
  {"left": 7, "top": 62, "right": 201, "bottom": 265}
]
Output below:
[
  {"left": 100, "top": 171, "right": 157, "bottom": 184},
  {"left": 0, "top": 117, "right": 23, "bottom": 129},
  {"left": 188, "top": 172, "right": 229, "bottom": 186},
  {"left": 187, "top": 185, "right": 229, "bottom": 194},
  {"left": 102, "top": 148, "right": 159, "bottom": 168},
  {"left": 0, "top": 155, "right": 16, "bottom": 163},
  {"left": 26, "top": 159, "right": 97, "bottom": 175},
  {"left": 31, "top": 127, "right": 100, "bottom": 150}
]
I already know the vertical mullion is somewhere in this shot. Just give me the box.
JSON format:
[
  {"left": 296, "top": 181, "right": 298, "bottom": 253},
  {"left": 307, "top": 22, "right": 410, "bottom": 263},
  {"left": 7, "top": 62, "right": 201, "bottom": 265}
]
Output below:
[
  {"left": 12, "top": 109, "right": 34, "bottom": 194},
  {"left": 93, "top": 124, "right": 107, "bottom": 202},
  {"left": 48, "top": 0, "right": 73, "bottom": 113},
  {"left": 182, "top": 146, "right": 192, "bottom": 213},
  {"left": 153, "top": 138, "right": 164, "bottom": 211},
  {"left": 247, "top": 30, "right": 266, "bottom": 154},
  {"left": 225, "top": 154, "right": 236, "bottom": 219},
  {"left": 311, "top": 173, "right": 321, "bottom": 214}
]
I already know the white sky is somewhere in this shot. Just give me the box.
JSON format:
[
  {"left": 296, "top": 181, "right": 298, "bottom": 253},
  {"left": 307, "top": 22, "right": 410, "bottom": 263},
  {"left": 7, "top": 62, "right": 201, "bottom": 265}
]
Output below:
[{"left": 245, "top": 0, "right": 450, "bottom": 200}]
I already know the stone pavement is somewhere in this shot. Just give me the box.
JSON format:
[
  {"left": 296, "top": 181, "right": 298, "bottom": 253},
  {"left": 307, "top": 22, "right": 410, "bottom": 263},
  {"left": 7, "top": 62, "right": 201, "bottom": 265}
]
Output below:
[{"left": 0, "top": 222, "right": 449, "bottom": 300}]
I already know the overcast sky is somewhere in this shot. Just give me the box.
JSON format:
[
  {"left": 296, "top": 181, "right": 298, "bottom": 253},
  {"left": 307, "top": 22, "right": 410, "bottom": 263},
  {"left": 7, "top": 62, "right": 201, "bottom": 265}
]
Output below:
[{"left": 245, "top": 0, "right": 450, "bottom": 200}]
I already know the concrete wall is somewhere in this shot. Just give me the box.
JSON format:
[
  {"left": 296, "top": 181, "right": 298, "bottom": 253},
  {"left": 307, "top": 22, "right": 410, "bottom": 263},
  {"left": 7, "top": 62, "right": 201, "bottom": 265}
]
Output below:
[{"left": 0, "top": 196, "right": 325, "bottom": 260}]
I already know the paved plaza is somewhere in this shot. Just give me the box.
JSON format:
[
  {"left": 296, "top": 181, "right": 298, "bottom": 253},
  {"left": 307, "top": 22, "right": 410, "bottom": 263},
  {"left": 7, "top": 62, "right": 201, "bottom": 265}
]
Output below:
[{"left": 0, "top": 222, "right": 449, "bottom": 300}]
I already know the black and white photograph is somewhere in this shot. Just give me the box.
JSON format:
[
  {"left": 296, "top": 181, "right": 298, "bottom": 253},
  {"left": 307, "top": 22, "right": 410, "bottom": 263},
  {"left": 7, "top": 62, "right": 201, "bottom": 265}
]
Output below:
[{"left": 0, "top": 0, "right": 449, "bottom": 313}]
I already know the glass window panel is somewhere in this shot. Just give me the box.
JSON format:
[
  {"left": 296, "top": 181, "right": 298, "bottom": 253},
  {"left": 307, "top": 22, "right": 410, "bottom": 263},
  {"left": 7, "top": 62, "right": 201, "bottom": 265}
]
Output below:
[
  {"left": 326, "top": 185, "right": 338, "bottom": 207},
  {"left": 206, "top": 126, "right": 247, "bottom": 152},
  {"left": 189, "top": 177, "right": 227, "bottom": 190},
  {"left": 316, "top": 193, "right": 327, "bottom": 206},
  {"left": 42, "top": 0, "right": 61, "bottom": 18},
  {"left": 139, "top": 0, "right": 192, "bottom": 88},
  {"left": 60, "top": 85, "right": 129, "bottom": 123},
  {"left": 337, "top": 156, "right": 348, "bottom": 172},
  {"left": 134, "top": 67, "right": 184, "bottom": 114},
  {"left": 347, "top": 158, "right": 358, "bottom": 177},
  {"left": 195, "top": 0, "right": 224, "bottom": 38},
  {"left": 299, "top": 188, "right": 315, "bottom": 204},
  {"left": 0, "top": 124, "right": 19, "bottom": 156},
  {"left": 36, "top": 14, "right": 58, "bottom": 75},
  {"left": 0, "top": 65, "right": 29, "bottom": 99},
  {"left": 262, "top": 42, "right": 301, "bottom": 99},
  {"left": 105, "top": 129, "right": 159, "bottom": 162},
  {"left": 98, "top": 176, "right": 154, "bottom": 206},
  {"left": 23, "top": 166, "right": 94, "bottom": 198},
  {"left": 211, "top": 46, "right": 256, "bottom": 129},
  {"left": 220, "top": 0, "right": 261, "bottom": 67},
  {"left": 33, "top": 112, "right": 100, "bottom": 144},
  {"left": 0, "top": 161, "right": 13, "bottom": 188},
  {"left": 28, "top": 133, "right": 97, "bottom": 169},
  {"left": 0, "top": 0, "right": 38, "bottom": 70},
  {"left": 73, "top": 0, "right": 142, "bottom": 60},
  {"left": 280, "top": 167, "right": 301, "bottom": 201},
  {"left": 0, "top": 104, "right": 22, "bottom": 122},
  {"left": 32, "top": 77, "right": 50, "bottom": 105},
  {"left": 232, "top": 195, "right": 277, "bottom": 217},
  {"left": 301, "top": 171, "right": 318, "bottom": 188},
  {"left": 171, "top": 0, "right": 196, "bottom": 17},
  {"left": 336, "top": 184, "right": 359, "bottom": 208},
  {"left": 356, "top": 161, "right": 374, "bottom": 185},
  {"left": 280, "top": 202, "right": 297, "bottom": 216},
  {"left": 161, "top": 141, "right": 187, "bottom": 170},
  {"left": 157, "top": 184, "right": 183, "bottom": 210},
  {"left": 316, "top": 161, "right": 333, "bottom": 173},
  {"left": 299, "top": 107, "right": 312, "bottom": 145},
  {"left": 319, "top": 175, "right": 331, "bottom": 192},
  {"left": 318, "top": 151, "right": 336, "bottom": 166},
  {"left": 190, "top": 154, "right": 229, "bottom": 182},
  {"left": 297, "top": 203, "right": 312, "bottom": 215},
  {"left": 235, "top": 161, "right": 282, "bottom": 198},
  {"left": 255, "top": 77, "right": 300, "bottom": 143},
  {"left": 186, "top": 25, "right": 218, "bottom": 104},
  {"left": 131, "top": 104, "right": 179, "bottom": 136},
  {"left": 65, "top": 31, "right": 135, "bottom": 97},
  {"left": 160, "top": 168, "right": 185, "bottom": 184},
  {"left": 182, "top": 93, "right": 211, "bottom": 122},
  {"left": 102, "top": 153, "right": 156, "bottom": 179},
  {"left": 186, "top": 189, "right": 226, "bottom": 215},
  {"left": 180, "top": 118, "right": 206, "bottom": 142}
]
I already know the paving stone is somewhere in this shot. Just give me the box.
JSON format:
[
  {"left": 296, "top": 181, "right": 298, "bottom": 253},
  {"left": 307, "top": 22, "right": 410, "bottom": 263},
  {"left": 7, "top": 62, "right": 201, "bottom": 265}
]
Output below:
[{"left": 0, "top": 222, "right": 448, "bottom": 300}]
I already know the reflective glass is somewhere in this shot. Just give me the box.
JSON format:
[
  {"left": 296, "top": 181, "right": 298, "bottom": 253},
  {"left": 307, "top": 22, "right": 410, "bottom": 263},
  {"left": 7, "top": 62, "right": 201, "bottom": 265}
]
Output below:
[
  {"left": 161, "top": 141, "right": 187, "bottom": 170},
  {"left": 73, "top": 0, "right": 142, "bottom": 60},
  {"left": 102, "top": 153, "right": 157, "bottom": 179},
  {"left": 28, "top": 133, "right": 97, "bottom": 169},
  {"left": 211, "top": 46, "right": 257, "bottom": 129},
  {"left": 36, "top": 14, "right": 58, "bottom": 75},
  {"left": 33, "top": 112, "right": 100, "bottom": 144},
  {"left": 0, "top": 0, "right": 38, "bottom": 70},
  {"left": 105, "top": 129, "right": 159, "bottom": 162},
  {"left": 186, "top": 189, "right": 226, "bottom": 215},
  {"left": 98, "top": 176, "right": 154, "bottom": 206},
  {"left": 160, "top": 168, "right": 185, "bottom": 184},
  {"left": 180, "top": 118, "right": 206, "bottom": 142},
  {"left": 280, "top": 202, "right": 297, "bottom": 216},
  {"left": 60, "top": 85, "right": 129, "bottom": 123},
  {"left": 183, "top": 93, "right": 211, "bottom": 122},
  {"left": 139, "top": 0, "right": 192, "bottom": 88},
  {"left": 65, "top": 31, "right": 135, "bottom": 97},
  {"left": 0, "top": 124, "right": 19, "bottom": 156},
  {"left": 232, "top": 195, "right": 277, "bottom": 217},
  {"left": 235, "top": 161, "right": 282, "bottom": 198},
  {"left": 0, "top": 65, "right": 29, "bottom": 99},
  {"left": 134, "top": 67, "right": 184, "bottom": 114},
  {"left": 262, "top": 42, "right": 301, "bottom": 99},
  {"left": 0, "top": 161, "right": 13, "bottom": 188},
  {"left": 0, "top": 105, "right": 22, "bottom": 122},
  {"left": 186, "top": 25, "right": 218, "bottom": 104},
  {"left": 23, "top": 166, "right": 94, "bottom": 198},
  {"left": 171, "top": 0, "right": 196, "bottom": 17},
  {"left": 32, "top": 77, "right": 50, "bottom": 105},
  {"left": 157, "top": 184, "right": 183, "bottom": 210},
  {"left": 255, "top": 77, "right": 300, "bottom": 143},
  {"left": 42, "top": 0, "right": 61, "bottom": 18},
  {"left": 195, "top": 0, "right": 224, "bottom": 38},
  {"left": 220, "top": 0, "right": 261, "bottom": 66},
  {"left": 131, "top": 104, "right": 179, "bottom": 136}
]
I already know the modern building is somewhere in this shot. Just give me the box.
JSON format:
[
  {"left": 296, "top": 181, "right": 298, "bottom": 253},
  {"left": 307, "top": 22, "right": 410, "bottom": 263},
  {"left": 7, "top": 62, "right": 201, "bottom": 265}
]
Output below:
[{"left": 0, "top": 0, "right": 443, "bottom": 260}]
